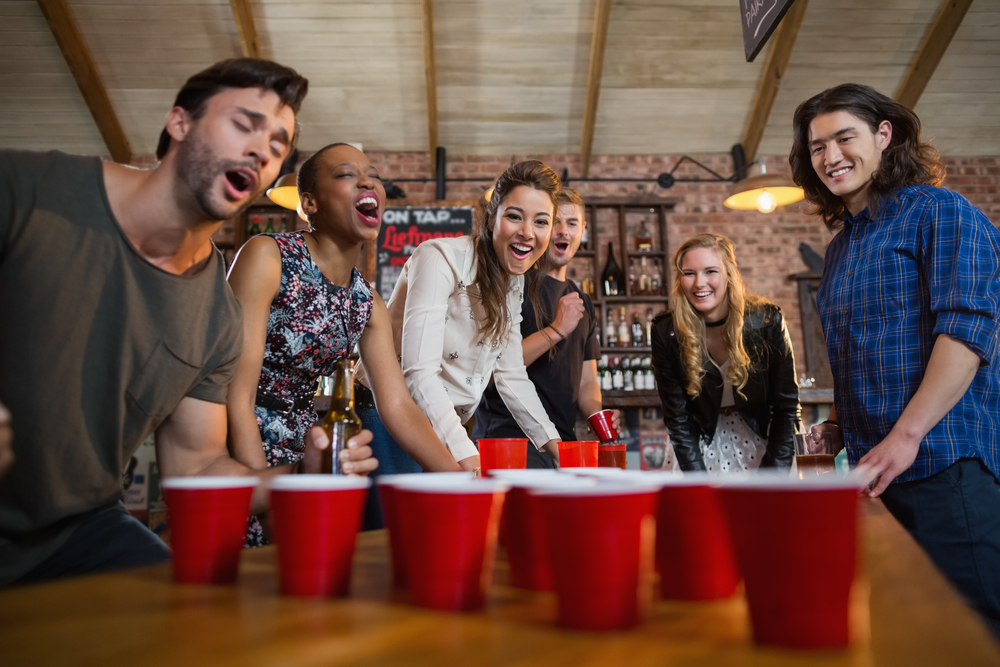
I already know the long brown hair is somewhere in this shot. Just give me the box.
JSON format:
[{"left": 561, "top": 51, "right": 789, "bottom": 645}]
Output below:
[
  {"left": 789, "top": 83, "right": 945, "bottom": 230},
  {"left": 670, "top": 234, "right": 765, "bottom": 397},
  {"left": 472, "top": 160, "right": 561, "bottom": 345}
]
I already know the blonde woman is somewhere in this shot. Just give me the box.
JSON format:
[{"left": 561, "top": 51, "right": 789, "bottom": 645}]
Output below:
[{"left": 650, "top": 234, "right": 799, "bottom": 473}]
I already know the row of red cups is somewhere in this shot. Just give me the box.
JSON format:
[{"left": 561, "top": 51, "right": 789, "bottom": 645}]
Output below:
[{"left": 161, "top": 469, "right": 861, "bottom": 650}]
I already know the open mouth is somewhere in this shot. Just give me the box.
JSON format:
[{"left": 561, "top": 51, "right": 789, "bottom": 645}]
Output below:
[
  {"left": 224, "top": 168, "right": 256, "bottom": 197},
  {"left": 510, "top": 243, "right": 533, "bottom": 260},
  {"left": 828, "top": 166, "right": 852, "bottom": 179},
  {"left": 354, "top": 192, "right": 381, "bottom": 226},
  {"left": 553, "top": 241, "right": 570, "bottom": 253},
  {"left": 693, "top": 291, "right": 713, "bottom": 299}
]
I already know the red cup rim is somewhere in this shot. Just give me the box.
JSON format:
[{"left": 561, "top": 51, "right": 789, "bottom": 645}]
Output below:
[
  {"left": 718, "top": 473, "right": 863, "bottom": 492},
  {"left": 160, "top": 476, "right": 259, "bottom": 490},
  {"left": 391, "top": 478, "right": 510, "bottom": 494},
  {"left": 559, "top": 467, "right": 626, "bottom": 477},
  {"left": 486, "top": 469, "right": 560, "bottom": 480},
  {"left": 638, "top": 471, "right": 720, "bottom": 487},
  {"left": 586, "top": 409, "right": 614, "bottom": 420},
  {"left": 269, "top": 475, "right": 372, "bottom": 491},
  {"left": 501, "top": 476, "right": 598, "bottom": 491},
  {"left": 377, "top": 472, "right": 474, "bottom": 487},
  {"left": 477, "top": 438, "right": 529, "bottom": 446},
  {"left": 531, "top": 481, "right": 661, "bottom": 497}
]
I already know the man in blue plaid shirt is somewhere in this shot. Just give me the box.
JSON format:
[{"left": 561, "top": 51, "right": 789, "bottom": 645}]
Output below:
[{"left": 790, "top": 83, "right": 1000, "bottom": 636}]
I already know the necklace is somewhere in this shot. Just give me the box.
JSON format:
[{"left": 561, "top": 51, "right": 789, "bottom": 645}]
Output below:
[{"left": 705, "top": 314, "right": 728, "bottom": 328}]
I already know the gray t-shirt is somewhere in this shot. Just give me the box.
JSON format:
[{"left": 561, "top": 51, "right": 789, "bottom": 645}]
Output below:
[{"left": 0, "top": 150, "right": 243, "bottom": 584}]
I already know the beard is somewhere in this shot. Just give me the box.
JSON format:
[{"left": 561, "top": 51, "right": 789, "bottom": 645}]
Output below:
[{"left": 174, "top": 130, "right": 262, "bottom": 222}]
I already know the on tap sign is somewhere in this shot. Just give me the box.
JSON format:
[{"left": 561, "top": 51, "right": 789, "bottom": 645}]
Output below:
[
  {"left": 741, "top": 0, "right": 796, "bottom": 62},
  {"left": 376, "top": 206, "right": 475, "bottom": 301}
]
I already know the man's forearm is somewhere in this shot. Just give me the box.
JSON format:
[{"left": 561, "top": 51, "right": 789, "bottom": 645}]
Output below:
[{"left": 892, "top": 334, "right": 980, "bottom": 442}]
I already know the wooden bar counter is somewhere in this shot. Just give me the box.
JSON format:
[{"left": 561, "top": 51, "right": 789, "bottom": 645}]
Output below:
[{"left": 1, "top": 500, "right": 997, "bottom": 666}]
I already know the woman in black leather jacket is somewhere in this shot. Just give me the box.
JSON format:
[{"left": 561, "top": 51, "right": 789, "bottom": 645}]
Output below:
[{"left": 650, "top": 234, "right": 799, "bottom": 472}]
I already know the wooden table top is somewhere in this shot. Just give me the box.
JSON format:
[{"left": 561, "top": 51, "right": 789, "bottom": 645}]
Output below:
[{"left": 1, "top": 500, "right": 998, "bottom": 667}]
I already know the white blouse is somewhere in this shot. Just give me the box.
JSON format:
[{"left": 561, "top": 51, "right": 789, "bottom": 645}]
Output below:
[{"left": 363, "top": 236, "right": 559, "bottom": 462}]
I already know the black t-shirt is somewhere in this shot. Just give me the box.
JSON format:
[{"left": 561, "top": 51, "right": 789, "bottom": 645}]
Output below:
[{"left": 473, "top": 274, "right": 599, "bottom": 442}]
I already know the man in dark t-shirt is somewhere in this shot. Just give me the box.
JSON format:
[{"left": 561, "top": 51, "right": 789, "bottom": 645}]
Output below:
[
  {"left": 474, "top": 188, "right": 618, "bottom": 466},
  {"left": 0, "top": 59, "right": 377, "bottom": 586}
]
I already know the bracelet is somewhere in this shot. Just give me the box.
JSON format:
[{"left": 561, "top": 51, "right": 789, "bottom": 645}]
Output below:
[
  {"left": 540, "top": 328, "right": 557, "bottom": 348},
  {"left": 549, "top": 324, "right": 566, "bottom": 340}
]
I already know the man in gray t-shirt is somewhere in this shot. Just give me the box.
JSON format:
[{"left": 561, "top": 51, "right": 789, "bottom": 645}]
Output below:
[{"left": 0, "top": 59, "right": 376, "bottom": 586}]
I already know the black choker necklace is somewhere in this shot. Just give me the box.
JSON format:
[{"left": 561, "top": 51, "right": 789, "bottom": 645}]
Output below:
[{"left": 705, "top": 315, "right": 728, "bottom": 328}]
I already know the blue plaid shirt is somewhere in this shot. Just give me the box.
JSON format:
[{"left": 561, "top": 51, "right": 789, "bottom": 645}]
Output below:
[{"left": 817, "top": 184, "right": 1000, "bottom": 483}]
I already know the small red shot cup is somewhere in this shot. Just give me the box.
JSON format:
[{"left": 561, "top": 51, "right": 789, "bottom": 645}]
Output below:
[
  {"left": 161, "top": 476, "right": 259, "bottom": 585},
  {"left": 269, "top": 475, "right": 371, "bottom": 597}
]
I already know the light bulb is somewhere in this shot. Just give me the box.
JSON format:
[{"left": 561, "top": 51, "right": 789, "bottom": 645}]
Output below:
[{"left": 756, "top": 190, "right": 777, "bottom": 214}]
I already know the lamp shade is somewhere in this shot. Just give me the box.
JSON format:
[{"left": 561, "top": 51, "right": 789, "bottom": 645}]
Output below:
[
  {"left": 724, "top": 173, "right": 804, "bottom": 214},
  {"left": 267, "top": 173, "right": 300, "bottom": 210}
]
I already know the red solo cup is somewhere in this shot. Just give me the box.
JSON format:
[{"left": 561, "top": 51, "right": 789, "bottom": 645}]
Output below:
[
  {"left": 483, "top": 470, "right": 560, "bottom": 549},
  {"left": 478, "top": 438, "right": 528, "bottom": 474},
  {"left": 587, "top": 409, "right": 618, "bottom": 443},
  {"left": 557, "top": 441, "right": 585, "bottom": 468},
  {"left": 534, "top": 482, "right": 661, "bottom": 630},
  {"left": 269, "top": 475, "right": 370, "bottom": 597},
  {"left": 597, "top": 443, "right": 628, "bottom": 469},
  {"left": 392, "top": 478, "right": 508, "bottom": 611},
  {"left": 580, "top": 441, "right": 599, "bottom": 467},
  {"left": 646, "top": 472, "right": 741, "bottom": 601},
  {"left": 718, "top": 476, "right": 863, "bottom": 649},
  {"left": 161, "top": 476, "right": 258, "bottom": 584},
  {"left": 558, "top": 466, "right": 626, "bottom": 479},
  {"left": 377, "top": 472, "right": 474, "bottom": 588},
  {"left": 502, "top": 476, "right": 596, "bottom": 591}
]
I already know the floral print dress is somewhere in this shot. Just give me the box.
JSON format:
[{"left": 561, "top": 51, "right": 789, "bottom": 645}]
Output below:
[{"left": 245, "top": 232, "right": 373, "bottom": 546}]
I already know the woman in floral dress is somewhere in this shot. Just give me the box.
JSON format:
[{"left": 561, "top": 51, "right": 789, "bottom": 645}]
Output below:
[{"left": 226, "top": 144, "right": 462, "bottom": 546}]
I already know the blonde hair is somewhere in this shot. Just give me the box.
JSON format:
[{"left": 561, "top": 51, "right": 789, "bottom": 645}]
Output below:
[{"left": 670, "top": 233, "right": 764, "bottom": 397}]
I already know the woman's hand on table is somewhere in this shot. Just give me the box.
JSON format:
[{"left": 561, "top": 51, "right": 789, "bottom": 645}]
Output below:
[
  {"left": 300, "top": 427, "right": 379, "bottom": 476},
  {"left": 0, "top": 401, "right": 13, "bottom": 478},
  {"left": 457, "top": 454, "right": 481, "bottom": 476}
]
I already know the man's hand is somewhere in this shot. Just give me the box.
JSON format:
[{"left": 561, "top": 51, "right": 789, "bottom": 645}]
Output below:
[
  {"left": 552, "top": 292, "right": 585, "bottom": 337},
  {"left": 607, "top": 409, "right": 622, "bottom": 438},
  {"left": 301, "top": 426, "right": 378, "bottom": 476},
  {"left": 542, "top": 439, "right": 561, "bottom": 465},
  {"left": 0, "top": 401, "right": 13, "bottom": 478},
  {"left": 809, "top": 421, "right": 844, "bottom": 453},
  {"left": 849, "top": 430, "right": 920, "bottom": 498}
]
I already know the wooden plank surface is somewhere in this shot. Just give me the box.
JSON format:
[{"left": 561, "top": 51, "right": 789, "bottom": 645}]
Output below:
[
  {"left": 229, "top": 0, "right": 262, "bottom": 59},
  {"left": 580, "top": 0, "right": 612, "bottom": 178},
  {"left": 1, "top": 500, "right": 997, "bottom": 666}
]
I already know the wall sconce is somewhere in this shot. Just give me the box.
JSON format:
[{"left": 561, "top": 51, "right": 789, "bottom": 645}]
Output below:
[{"left": 266, "top": 172, "right": 299, "bottom": 210}]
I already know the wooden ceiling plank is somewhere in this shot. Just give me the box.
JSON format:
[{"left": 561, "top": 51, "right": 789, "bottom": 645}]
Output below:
[
  {"left": 35, "top": 0, "right": 131, "bottom": 163},
  {"left": 229, "top": 0, "right": 261, "bottom": 59},
  {"left": 423, "top": 0, "right": 439, "bottom": 168},
  {"left": 895, "top": 0, "right": 974, "bottom": 109},
  {"left": 580, "top": 0, "right": 612, "bottom": 178},
  {"left": 740, "top": 0, "right": 809, "bottom": 164}
]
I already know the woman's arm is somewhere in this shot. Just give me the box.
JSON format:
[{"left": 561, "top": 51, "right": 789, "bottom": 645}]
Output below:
[
  {"left": 225, "top": 236, "right": 282, "bottom": 469},
  {"left": 762, "top": 310, "right": 799, "bottom": 468},
  {"left": 650, "top": 317, "right": 706, "bottom": 471},
  {"left": 360, "top": 293, "right": 467, "bottom": 472},
  {"left": 398, "top": 243, "right": 480, "bottom": 462}
]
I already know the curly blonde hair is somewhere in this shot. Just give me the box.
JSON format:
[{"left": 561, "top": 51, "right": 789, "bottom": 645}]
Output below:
[{"left": 670, "top": 234, "right": 764, "bottom": 397}]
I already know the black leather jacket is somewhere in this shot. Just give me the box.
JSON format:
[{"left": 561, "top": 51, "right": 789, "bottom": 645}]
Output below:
[{"left": 650, "top": 303, "right": 799, "bottom": 471}]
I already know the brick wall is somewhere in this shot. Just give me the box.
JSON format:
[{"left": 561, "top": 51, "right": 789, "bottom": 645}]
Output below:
[{"left": 365, "top": 151, "right": 999, "bottom": 372}]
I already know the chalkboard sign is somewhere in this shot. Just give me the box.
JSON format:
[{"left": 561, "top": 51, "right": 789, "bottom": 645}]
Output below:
[
  {"left": 741, "top": 0, "right": 797, "bottom": 62},
  {"left": 375, "top": 206, "right": 475, "bottom": 301}
]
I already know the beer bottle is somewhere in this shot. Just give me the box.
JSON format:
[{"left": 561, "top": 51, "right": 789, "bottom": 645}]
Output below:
[{"left": 320, "top": 359, "right": 362, "bottom": 474}]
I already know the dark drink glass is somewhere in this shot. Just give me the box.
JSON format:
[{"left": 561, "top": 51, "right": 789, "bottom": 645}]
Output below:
[{"left": 598, "top": 443, "right": 627, "bottom": 469}]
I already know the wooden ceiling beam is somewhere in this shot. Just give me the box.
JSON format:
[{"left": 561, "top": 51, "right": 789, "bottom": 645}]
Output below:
[
  {"left": 740, "top": 0, "right": 809, "bottom": 164},
  {"left": 229, "top": 0, "right": 262, "bottom": 59},
  {"left": 36, "top": 0, "right": 132, "bottom": 163},
  {"left": 422, "top": 0, "right": 439, "bottom": 169},
  {"left": 895, "top": 0, "right": 973, "bottom": 109},
  {"left": 579, "top": 0, "right": 612, "bottom": 178}
]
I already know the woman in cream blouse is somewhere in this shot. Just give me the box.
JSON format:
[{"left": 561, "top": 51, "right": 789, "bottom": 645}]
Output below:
[{"left": 357, "top": 160, "right": 563, "bottom": 483}]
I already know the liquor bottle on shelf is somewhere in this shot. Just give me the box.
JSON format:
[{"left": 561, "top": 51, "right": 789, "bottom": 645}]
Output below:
[
  {"left": 611, "top": 357, "right": 624, "bottom": 390},
  {"left": 604, "top": 307, "right": 617, "bottom": 348},
  {"left": 650, "top": 260, "right": 663, "bottom": 296},
  {"left": 638, "top": 257, "right": 650, "bottom": 296},
  {"left": 644, "top": 356, "right": 656, "bottom": 390},
  {"left": 645, "top": 307, "right": 655, "bottom": 344},
  {"left": 635, "top": 218, "right": 653, "bottom": 251},
  {"left": 623, "top": 357, "right": 634, "bottom": 391},
  {"left": 617, "top": 306, "right": 630, "bottom": 348},
  {"left": 264, "top": 214, "right": 276, "bottom": 234},
  {"left": 601, "top": 242, "right": 626, "bottom": 297},
  {"left": 631, "top": 311, "right": 644, "bottom": 348},
  {"left": 581, "top": 275, "right": 596, "bottom": 299},
  {"left": 280, "top": 214, "right": 288, "bottom": 232},
  {"left": 634, "top": 358, "right": 646, "bottom": 390},
  {"left": 628, "top": 261, "right": 637, "bottom": 296},
  {"left": 249, "top": 215, "right": 261, "bottom": 235},
  {"left": 599, "top": 355, "right": 613, "bottom": 391},
  {"left": 320, "top": 359, "right": 362, "bottom": 474}
]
